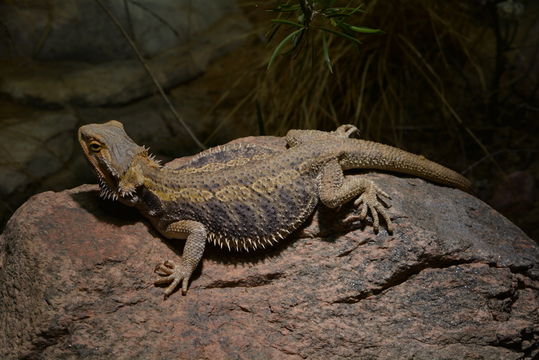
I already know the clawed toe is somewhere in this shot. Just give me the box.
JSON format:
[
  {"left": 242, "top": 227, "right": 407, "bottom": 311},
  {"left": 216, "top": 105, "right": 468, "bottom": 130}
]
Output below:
[
  {"left": 155, "top": 260, "right": 175, "bottom": 275},
  {"left": 349, "top": 186, "right": 393, "bottom": 233},
  {"left": 154, "top": 260, "right": 192, "bottom": 297},
  {"left": 334, "top": 124, "right": 360, "bottom": 138},
  {"left": 343, "top": 203, "right": 367, "bottom": 223},
  {"left": 154, "top": 274, "right": 175, "bottom": 285}
]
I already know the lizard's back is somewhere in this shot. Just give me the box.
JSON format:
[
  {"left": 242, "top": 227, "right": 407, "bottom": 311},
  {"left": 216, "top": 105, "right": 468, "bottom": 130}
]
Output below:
[{"left": 157, "top": 145, "right": 322, "bottom": 250}]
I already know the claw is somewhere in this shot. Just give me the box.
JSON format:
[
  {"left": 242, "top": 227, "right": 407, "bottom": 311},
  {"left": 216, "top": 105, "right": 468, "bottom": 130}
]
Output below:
[
  {"left": 181, "top": 278, "right": 189, "bottom": 294},
  {"left": 334, "top": 124, "right": 360, "bottom": 138},
  {"left": 349, "top": 182, "right": 393, "bottom": 233},
  {"left": 154, "top": 259, "right": 192, "bottom": 297},
  {"left": 378, "top": 189, "right": 391, "bottom": 200},
  {"left": 165, "top": 277, "right": 181, "bottom": 297},
  {"left": 370, "top": 204, "right": 379, "bottom": 232},
  {"left": 359, "top": 203, "right": 368, "bottom": 219},
  {"left": 380, "top": 208, "right": 393, "bottom": 234},
  {"left": 155, "top": 261, "right": 175, "bottom": 275},
  {"left": 343, "top": 215, "right": 360, "bottom": 224},
  {"left": 353, "top": 194, "right": 364, "bottom": 207},
  {"left": 154, "top": 274, "right": 175, "bottom": 285}
]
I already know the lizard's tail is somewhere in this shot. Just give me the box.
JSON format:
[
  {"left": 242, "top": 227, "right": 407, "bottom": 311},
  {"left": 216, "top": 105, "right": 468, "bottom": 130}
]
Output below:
[{"left": 346, "top": 140, "right": 472, "bottom": 192}]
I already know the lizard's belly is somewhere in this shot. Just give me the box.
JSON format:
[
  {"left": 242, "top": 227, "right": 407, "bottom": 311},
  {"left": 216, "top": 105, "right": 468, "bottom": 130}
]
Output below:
[{"left": 160, "top": 178, "right": 318, "bottom": 250}]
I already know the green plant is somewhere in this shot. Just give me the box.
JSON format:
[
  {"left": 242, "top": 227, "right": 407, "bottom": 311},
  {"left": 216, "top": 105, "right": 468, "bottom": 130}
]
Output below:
[
  {"left": 266, "top": 0, "right": 381, "bottom": 71},
  {"left": 250, "top": 1, "right": 487, "bottom": 145}
]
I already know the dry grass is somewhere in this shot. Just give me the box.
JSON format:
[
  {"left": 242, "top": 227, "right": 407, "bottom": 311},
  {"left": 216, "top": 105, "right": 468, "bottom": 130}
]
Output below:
[
  {"left": 214, "top": 0, "right": 491, "bottom": 150},
  {"left": 263, "top": 1, "right": 486, "bottom": 141}
]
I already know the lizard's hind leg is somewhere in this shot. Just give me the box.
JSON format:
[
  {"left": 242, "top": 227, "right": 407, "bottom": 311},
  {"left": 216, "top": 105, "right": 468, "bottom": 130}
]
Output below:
[
  {"left": 286, "top": 124, "right": 360, "bottom": 147},
  {"left": 318, "top": 159, "right": 393, "bottom": 233},
  {"left": 333, "top": 124, "right": 360, "bottom": 139}
]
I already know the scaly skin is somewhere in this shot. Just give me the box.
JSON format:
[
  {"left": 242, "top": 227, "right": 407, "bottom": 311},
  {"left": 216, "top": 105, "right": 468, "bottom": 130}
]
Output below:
[{"left": 78, "top": 121, "right": 470, "bottom": 297}]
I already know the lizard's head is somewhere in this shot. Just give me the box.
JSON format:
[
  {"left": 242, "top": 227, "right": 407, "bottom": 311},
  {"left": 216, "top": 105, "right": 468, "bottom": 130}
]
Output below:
[{"left": 78, "top": 120, "right": 146, "bottom": 200}]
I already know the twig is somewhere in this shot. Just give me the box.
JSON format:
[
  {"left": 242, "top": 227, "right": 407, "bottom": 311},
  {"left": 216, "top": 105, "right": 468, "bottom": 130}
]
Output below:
[
  {"left": 123, "top": 0, "right": 135, "bottom": 41},
  {"left": 94, "top": 0, "right": 206, "bottom": 150},
  {"left": 399, "top": 34, "right": 505, "bottom": 176},
  {"left": 464, "top": 148, "right": 538, "bottom": 174},
  {"left": 130, "top": 0, "right": 182, "bottom": 39}
]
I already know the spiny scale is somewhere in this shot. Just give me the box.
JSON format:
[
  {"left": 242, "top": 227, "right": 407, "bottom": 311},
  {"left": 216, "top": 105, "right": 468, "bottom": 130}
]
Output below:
[
  {"left": 142, "top": 145, "right": 162, "bottom": 165},
  {"left": 98, "top": 178, "right": 118, "bottom": 201},
  {"left": 207, "top": 226, "right": 290, "bottom": 252}
]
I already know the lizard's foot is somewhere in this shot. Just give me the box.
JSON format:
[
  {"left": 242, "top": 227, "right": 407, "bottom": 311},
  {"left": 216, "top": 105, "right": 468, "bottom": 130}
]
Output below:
[
  {"left": 154, "top": 260, "right": 193, "bottom": 297},
  {"left": 344, "top": 183, "right": 393, "bottom": 234},
  {"left": 334, "top": 124, "right": 360, "bottom": 139}
]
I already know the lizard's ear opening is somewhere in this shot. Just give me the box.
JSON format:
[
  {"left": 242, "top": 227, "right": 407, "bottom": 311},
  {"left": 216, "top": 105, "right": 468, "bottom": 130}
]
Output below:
[{"left": 106, "top": 120, "right": 124, "bottom": 129}]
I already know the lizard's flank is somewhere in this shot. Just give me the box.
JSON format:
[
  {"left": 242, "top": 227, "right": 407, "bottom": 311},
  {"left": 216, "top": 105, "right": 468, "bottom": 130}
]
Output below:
[{"left": 78, "top": 121, "right": 470, "bottom": 297}]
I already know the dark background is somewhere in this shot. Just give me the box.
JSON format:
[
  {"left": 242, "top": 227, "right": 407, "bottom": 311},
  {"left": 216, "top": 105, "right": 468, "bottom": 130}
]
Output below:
[{"left": 0, "top": 0, "right": 537, "bottom": 241}]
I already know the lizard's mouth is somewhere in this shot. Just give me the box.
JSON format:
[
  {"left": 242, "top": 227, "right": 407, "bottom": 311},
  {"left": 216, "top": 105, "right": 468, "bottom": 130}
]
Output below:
[
  {"left": 89, "top": 158, "right": 122, "bottom": 201},
  {"left": 78, "top": 134, "right": 121, "bottom": 201},
  {"left": 85, "top": 156, "right": 120, "bottom": 201},
  {"left": 97, "top": 174, "right": 119, "bottom": 201}
]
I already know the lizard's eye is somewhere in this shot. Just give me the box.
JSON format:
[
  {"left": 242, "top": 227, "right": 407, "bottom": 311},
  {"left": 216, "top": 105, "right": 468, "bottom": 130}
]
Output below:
[{"left": 88, "top": 141, "right": 103, "bottom": 152}]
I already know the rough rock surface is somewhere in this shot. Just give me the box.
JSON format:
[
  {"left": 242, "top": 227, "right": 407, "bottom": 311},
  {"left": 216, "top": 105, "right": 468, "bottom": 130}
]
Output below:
[
  {"left": 1, "top": 137, "right": 538, "bottom": 360},
  {"left": 0, "top": 0, "right": 243, "bottom": 63},
  {"left": 0, "top": 14, "right": 250, "bottom": 107}
]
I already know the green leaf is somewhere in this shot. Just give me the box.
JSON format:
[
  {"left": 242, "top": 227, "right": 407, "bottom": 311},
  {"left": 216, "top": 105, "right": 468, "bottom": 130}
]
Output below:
[
  {"left": 324, "top": 5, "right": 365, "bottom": 17},
  {"left": 267, "top": 28, "right": 304, "bottom": 70},
  {"left": 270, "top": 19, "right": 304, "bottom": 27},
  {"left": 267, "top": 4, "right": 300, "bottom": 12},
  {"left": 344, "top": 5, "right": 365, "bottom": 16},
  {"left": 349, "top": 26, "right": 382, "bottom": 34},
  {"left": 266, "top": 23, "right": 281, "bottom": 43},
  {"left": 322, "top": 32, "right": 333, "bottom": 73},
  {"left": 336, "top": 21, "right": 354, "bottom": 34},
  {"left": 313, "top": 26, "right": 362, "bottom": 45}
]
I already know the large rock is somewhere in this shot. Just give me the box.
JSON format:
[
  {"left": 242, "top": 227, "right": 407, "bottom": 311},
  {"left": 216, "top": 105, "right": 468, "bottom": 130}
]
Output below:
[
  {"left": 0, "top": 0, "right": 250, "bottom": 107},
  {"left": 0, "top": 111, "right": 78, "bottom": 197},
  {"left": 0, "top": 0, "right": 242, "bottom": 62},
  {"left": 1, "top": 137, "right": 538, "bottom": 359},
  {"left": 0, "top": 16, "right": 250, "bottom": 107}
]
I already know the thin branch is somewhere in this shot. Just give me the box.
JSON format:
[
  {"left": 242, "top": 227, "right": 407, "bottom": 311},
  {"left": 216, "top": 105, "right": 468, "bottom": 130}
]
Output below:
[
  {"left": 94, "top": 0, "right": 206, "bottom": 150},
  {"left": 123, "top": 0, "right": 135, "bottom": 41},
  {"left": 130, "top": 0, "right": 182, "bottom": 39},
  {"left": 399, "top": 34, "right": 504, "bottom": 176}
]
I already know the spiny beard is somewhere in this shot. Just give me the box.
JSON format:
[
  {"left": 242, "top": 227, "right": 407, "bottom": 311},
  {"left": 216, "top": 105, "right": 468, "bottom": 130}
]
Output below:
[
  {"left": 142, "top": 145, "right": 162, "bottom": 165},
  {"left": 98, "top": 177, "right": 119, "bottom": 201}
]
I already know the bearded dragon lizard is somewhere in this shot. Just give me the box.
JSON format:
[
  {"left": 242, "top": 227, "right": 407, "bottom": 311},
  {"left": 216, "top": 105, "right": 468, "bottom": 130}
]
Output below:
[{"left": 78, "top": 121, "right": 470, "bottom": 297}]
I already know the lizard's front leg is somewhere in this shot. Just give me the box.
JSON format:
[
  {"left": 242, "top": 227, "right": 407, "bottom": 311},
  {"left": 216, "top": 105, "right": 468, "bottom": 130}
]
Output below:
[
  {"left": 318, "top": 159, "right": 393, "bottom": 233},
  {"left": 154, "top": 220, "right": 207, "bottom": 297}
]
